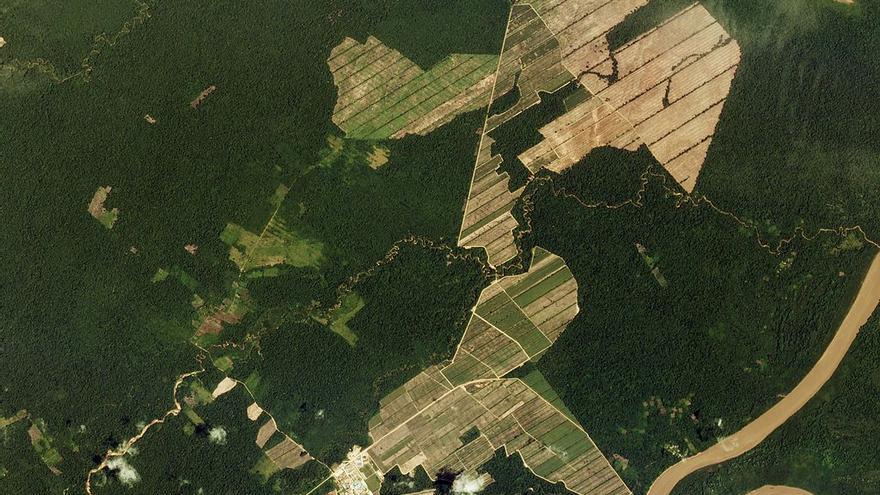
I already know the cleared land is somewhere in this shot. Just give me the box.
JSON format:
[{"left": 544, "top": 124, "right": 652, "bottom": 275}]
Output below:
[
  {"left": 459, "top": 1, "right": 740, "bottom": 266},
  {"left": 367, "top": 378, "right": 629, "bottom": 495},
  {"left": 88, "top": 186, "right": 119, "bottom": 229},
  {"left": 328, "top": 36, "right": 498, "bottom": 139},
  {"left": 363, "top": 248, "right": 627, "bottom": 495},
  {"left": 192, "top": 281, "right": 251, "bottom": 336},
  {"left": 220, "top": 220, "right": 324, "bottom": 272},
  {"left": 442, "top": 247, "right": 579, "bottom": 384},
  {"left": 746, "top": 487, "right": 813, "bottom": 495},
  {"left": 518, "top": 2, "right": 740, "bottom": 191},
  {"left": 190, "top": 85, "right": 217, "bottom": 109},
  {"left": 458, "top": 4, "right": 576, "bottom": 266},
  {"left": 647, "top": 252, "right": 880, "bottom": 495}
]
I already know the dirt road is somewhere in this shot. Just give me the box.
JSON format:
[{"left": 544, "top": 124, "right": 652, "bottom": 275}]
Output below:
[
  {"left": 647, "top": 252, "right": 880, "bottom": 495},
  {"left": 746, "top": 486, "right": 813, "bottom": 495}
]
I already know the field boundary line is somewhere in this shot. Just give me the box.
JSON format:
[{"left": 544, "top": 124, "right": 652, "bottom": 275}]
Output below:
[{"left": 456, "top": 5, "right": 515, "bottom": 246}]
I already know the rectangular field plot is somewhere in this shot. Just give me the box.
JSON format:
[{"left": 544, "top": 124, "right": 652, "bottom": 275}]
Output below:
[
  {"left": 438, "top": 247, "right": 580, "bottom": 387},
  {"left": 474, "top": 283, "right": 553, "bottom": 358},
  {"left": 458, "top": 3, "right": 576, "bottom": 267},
  {"left": 366, "top": 378, "right": 630, "bottom": 495},
  {"left": 515, "top": 1, "right": 741, "bottom": 191},
  {"left": 329, "top": 36, "right": 498, "bottom": 140}
]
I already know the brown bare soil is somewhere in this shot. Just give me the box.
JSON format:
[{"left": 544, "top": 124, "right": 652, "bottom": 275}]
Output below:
[
  {"left": 365, "top": 249, "right": 628, "bottom": 495},
  {"left": 458, "top": 3, "right": 579, "bottom": 267},
  {"left": 459, "top": 134, "right": 524, "bottom": 266},
  {"left": 366, "top": 146, "right": 390, "bottom": 169},
  {"left": 747, "top": 486, "right": 813, "bottom": 495},
  {"left": 368, "top": 378, "right": 630, "bottom": 495},
  {"left": 265, "top": 438, "right": 312, "bottom": 470},
  {"left": 393, "top": 71, "right": 497, "bottom": 138},
  {"left": 210, "top": 377, "right": 237, "bottom": 399},
  {"left": 190, "top": 85, "right": 217, "bottom": 109},
  {"left": 514, "top": 1, "right": 740, "bottom": 192},
  {"left": 246, "top": 402, "right": 263, "bottom": 421},
  {"left": 329, "top": 36, "right": 496, "bottom": 139},
  {"left": 255, "top": 418, "right": 278, "bottom": 449}
]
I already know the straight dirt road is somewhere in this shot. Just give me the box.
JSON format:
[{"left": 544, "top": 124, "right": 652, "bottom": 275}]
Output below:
[{"left": 647, "top": 252, "right": 880, "bottom": 495}]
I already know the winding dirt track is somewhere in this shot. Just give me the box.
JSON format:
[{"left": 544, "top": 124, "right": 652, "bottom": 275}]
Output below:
[{"left": 647, "top": 252, "right": 880, "bottom": 495}]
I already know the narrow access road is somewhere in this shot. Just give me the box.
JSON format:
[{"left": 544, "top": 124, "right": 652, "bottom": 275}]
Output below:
[
  {"left": 647, "top": 252, "right": 880, "bottom": 495},
  {"left": 746, "top": 486, "right": 813, "bottom": 495}
]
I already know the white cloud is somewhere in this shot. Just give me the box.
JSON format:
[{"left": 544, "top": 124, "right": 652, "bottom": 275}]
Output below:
[
  {"left": 106, "top": 456, "right": 140, "bottom": 487},
  {"left": 208, "top": 426, "right": 228, "bottom": 445},
  {"left": 452, "top": 473, "right": 487, "bottom": 494}
]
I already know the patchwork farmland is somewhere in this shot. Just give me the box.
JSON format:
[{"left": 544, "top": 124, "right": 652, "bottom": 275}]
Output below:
[
  {"left": 458, "top": 0, "right": 740, "bottom": 265},
  {"left": 357, "top": 248, "right": 629, "bottom": 495}
]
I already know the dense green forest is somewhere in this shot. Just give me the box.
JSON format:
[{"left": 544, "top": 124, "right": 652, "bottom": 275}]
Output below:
[
  {"left": 267, "top": 106, "right": 487, "bottom": 307},
  {"left": 5, "top": 0, "right": 880, "bottom": 493},
  {"left": 0, "top": 0, "right": 507, "bottom": 491},
  {"left": 516, "top": 147, "right": 875, "bottom": 493},
  {"left": 0, "top": 0, "right": 142, "bottom": 77},
  {"left": 488, "top": 83, "right": 578, "bottom": 191},
  {"left": 692, "top": 0, "right": 880, "bottom": 242},
  {"left": 88, "top": 375, "right": 331, "bottom": 495},
  {"left": 479, "top": 449, "right": 577, "bottom": 495},
  {"left": 672, "top": 313, "right": 880, "bottom": 495},
  {"left": 364, "top": 0, "right": 508, "bottom": 69},
  {"left": 230, "top": 243, "right": 488, "bottom": 463},
  {"left": 379, "top": 466, "right": 434, "bottom": 495}
]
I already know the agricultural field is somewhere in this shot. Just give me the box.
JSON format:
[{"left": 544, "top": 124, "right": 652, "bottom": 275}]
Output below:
[{"left": 4, "top": 0, "right": 880, "bottom": 494}]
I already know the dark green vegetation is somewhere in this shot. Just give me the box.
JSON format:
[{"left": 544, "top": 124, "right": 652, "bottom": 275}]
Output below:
[
  {"left": 232, "top": 244, "right": 488, "bottom": 463},
  {"left": 692, "top": 0, "right": 880, "bottom": 242},
  {"left": 0, "top": 0, "right": 144, "bottom": 78},
  {"left": 606, "top": 0, "right": 694, "bottom": 51},
  {"left": 367, "top": 0, "right": 509, "bottom": 69},
  {"left": 515, "top": 148, "right": 876, "bottom": 493},
  {"left": 0, "top": 415, "right": 66, "bottom": 493},
  {"left": 672, "top": 312, "right": 880, "bottom": 495},
  {"left": 488, "top": 71, "right": 521, "bottom": 116},
  {"left": 379, "top": 466, "right": 434, "bottom": 495},
  {"left": 269, "top": 107, "right": 486, "bottom": 301},
  {"left": 479, "top": 449, "right": 576, "bottom": 495},
  {"left": 488, "top": 83, "right": 578, "bottom": 191},
  {"left": 91, "top": 374, "right": 330, "bottom": 495},
  {"left": 547, "top": 145, "right": 653, "bottom": 206},
  {"left": 0, "top": 0, "right": 507, "bottom": 492}
]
